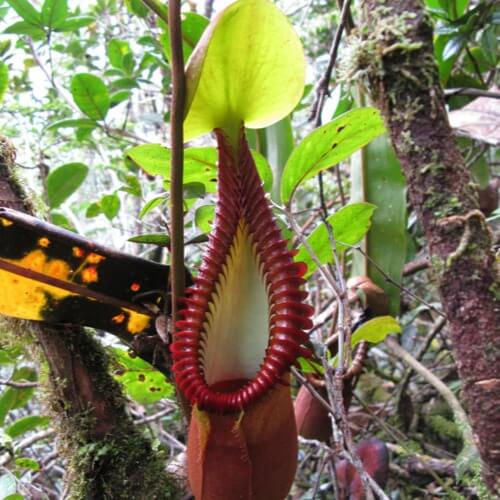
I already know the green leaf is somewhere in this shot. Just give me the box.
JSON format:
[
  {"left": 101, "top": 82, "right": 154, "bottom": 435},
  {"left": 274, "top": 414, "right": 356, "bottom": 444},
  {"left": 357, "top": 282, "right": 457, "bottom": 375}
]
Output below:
[
  {"left": 70, "top": 73, "right": 110, "bottom": 121},
  {"left": 250, "top": 116, "right": 294, "bottom": 202},
  {"left": 6, "top": 416, "right": 49, "bottom": 439},
  {"left": 251, "top": 150, "right": 273, "bottom": 193},
  {"left": 281, "top": 108, "right": 385, "bottom": 204},
  {"left": 162, "top": 12, "right": 209, "bottom": 62},
  {"left": 128, "top": 233, "right": 169, "bottom": 246},
  {"left": 47, "top": 162, "right": 88, "bottom": 208},
  {"left": 0, "top": 390, "right": 16, "bottom": 426},
  {"left": 47, "top": 118, "right": 97, "bottom": 131},
  {"left": 41, "top": 0, "right": 67, "bottom": 29},
  {"left": 50, "top": 211, "right": 76, "bottom": 231},
  {"left": 350, "top": 316, "right": 401, "bottom": 347},
  {"left": 126, "top": 144, "right": 271, "bottom": 193},
  {"left": 53, "top": 15, "right": 94, "bottom": 31},
  {"left": 0, "top": 62, "right": 8, "bottom": 103},
  {"left": 113, "top": 348, "right": 174, "bottom": 405},
  {"left": 107, "top": 39, "right": 131, "bottom": 70},
  {"left": 138, "top": 196, "right": 166, "bottom": 218},
  {"left": 15, "top": 457, "right": 39, "bottom": 472},
  {"left": 4, "top": 494, "right": 23, "bottom": 500},
  {"left": 0, "top": 474, "right": 16, "bottom": 498},
  {"left": 296, "top": 203, "right": 376, "bottom": 278},
  {"left": 184, "top": 0, "right": 305, "bottom": 141},
  {"left": 110, "top": 90, "right": 131, "bottom": 107},
  {"left": 351, "top": 135, "right": 407, "bottom": 316},
  {"left": 3, "top": 20, "right": 44, "bottom": 36},
  {"left": 6, "top": 0, "right": 41, "bottom": 26},
  {"left": 195, "top": 204, "right": 215, "bottom": 233},
  {"left": 443, "top": 35, "right": 465, "bottom": 60},
  {"left": 297, "top": 357, "right": 324, "bottom": 375},
  {"left": 100, "top": 193, "right": 120, "bottom": 220},
  {"left": 125, "top": 0, "right": 149, "bottom": 17}
]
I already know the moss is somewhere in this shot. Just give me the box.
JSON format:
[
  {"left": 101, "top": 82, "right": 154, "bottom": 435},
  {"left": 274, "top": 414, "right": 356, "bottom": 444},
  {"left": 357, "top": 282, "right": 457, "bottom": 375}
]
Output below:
[
  {"left": 40, "top": 328, "right": 182, "bottom": 500},
  {"left": 70, "top": 427, "right": 179, "bottom": 500},
  {"left": 0, "top": 141, "right": 182, "bottom": 500},
  {"left": 339, "top": 6, "right": 423, "bottom": 92}
]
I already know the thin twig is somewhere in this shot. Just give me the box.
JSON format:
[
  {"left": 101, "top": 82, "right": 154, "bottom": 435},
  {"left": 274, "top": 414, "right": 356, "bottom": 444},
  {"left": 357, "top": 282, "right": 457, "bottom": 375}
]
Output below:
[
  {"left": 310, "top": 0, "right": 353, "bottom": 125},
  {"left": 204, "top": 0, "right": 215, "bottom": 18},
  {"left": 444, "top": 88, "right": 500, "bottom": 99},
  {"left": 0, "top": 379, "right": 39, "bottom": 388},
  {"left": 385, "top": 337, "right": 474, "bottom": 447}
]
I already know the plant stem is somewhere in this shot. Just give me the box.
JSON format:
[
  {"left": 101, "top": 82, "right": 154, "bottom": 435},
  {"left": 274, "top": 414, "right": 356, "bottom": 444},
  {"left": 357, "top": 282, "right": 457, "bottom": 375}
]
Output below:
[{"left": 168, "top": 0, "right": 186, "bottom": 329}]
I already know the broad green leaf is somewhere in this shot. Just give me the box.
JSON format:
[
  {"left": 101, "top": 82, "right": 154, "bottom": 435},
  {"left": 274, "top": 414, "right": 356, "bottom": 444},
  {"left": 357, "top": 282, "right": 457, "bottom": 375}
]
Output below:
[
  {"left": 297, "top": 357, "right": 324, "bottom": 375},
  {"left": 0, "top": 474, "right": 16, "bottom": 498},
  {"left": 15, "top": 457, "right": 39, "bottom": 472},
  {"left": 6, "top": 0, "right": 41, "bottom": 26},
  {"left": 195, "top": 204, "right": 215, "bottom": 233},
  {"left": 47, "top": 118, "right": 97, "bottom": 131},
  {"left": 70, "top": 73, "right": 110, "bottom": 121},
  {"left": 6, "top": 416, "right": 49, "bottom": 438},
  {"left": 281, "top": 108, "right": 385, "bottom": 204},
  {"left": 41, "top": 0, "right": 67, "bottom": 28},
  {"left": 0, "top": 390, "right": 16, "bottom": 426},
  {"left": 3, "top": 21, "right": 44, "bottom": 36},
  {"left": 4, "top": 494, "right": 24, "bottom": 500},
  {"left": 100, "top": 193, "right": 120, "bottom": 220},
  {"left": 162, "top": 12, "right": 209, "bottom": 62},
  {"left": 350, "top": 316, "right": 401, "bottom": 347},
  {"left": 53, "top": 15, "right": 94, "bottom": 31},
  {"left": 107, "top": 39, "right": 131, "bottom": 70},
  {"left": 139, "top": 196, "right": 166, "bottom": 219},
  {"left": 126, "top": 145, "right": 272, "bottom": 192},
  {"left": 128, "top": 233, "right": 169, "bottom": 246},
  {"left": 247, "top": 117, "right": 292, "bottom": 200},
  {"left": 184, "top": 0, "right": 305, "bottom": 141},
  {"left": 0, "top": 62, "right": 7, "bottom": 103},
  {"left": 110, "top": 90, "right": 131, "bottom": 107},
  {"left": 351, "top": 135, "right": 407, "bottom": 315},
  {"left": 47, "top": 162, "right": 88, "bottom": 208},
  {"left": 113, "top": 348, "right": 174, "bottom": 405},
  {"left": 296, "top": 203, "right": 376, "bottom": 278},
  {"left": 125, "top": 0, "right": 149, "bottom": 17},
  {"left": 50, "top": 211, "right": 76, "bottom": 231}
]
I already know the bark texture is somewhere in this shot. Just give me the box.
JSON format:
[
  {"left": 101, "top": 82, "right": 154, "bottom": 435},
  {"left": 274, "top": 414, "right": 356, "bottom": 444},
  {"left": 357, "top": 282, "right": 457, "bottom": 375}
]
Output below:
[
  {"left": 0, "top": 137, "right": 179, "bottom": 499},
  {"left": 357, "top": 1, "right": 500, "bottom": 492}
]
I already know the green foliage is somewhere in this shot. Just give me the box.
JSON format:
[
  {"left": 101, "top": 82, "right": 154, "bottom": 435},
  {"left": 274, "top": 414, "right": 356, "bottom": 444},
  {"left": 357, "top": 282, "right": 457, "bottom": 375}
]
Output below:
[
  {"left": 126, "top": 144, "right": 273, "bottom": 193},
  {"left": 296, "top": 203, "right": 376, "bottom": 277},
  {"left": 161, "top": 12, "right": 209, "bottom": 62},
  {"left": 195, "top": 204, "right": 215, "bottom": 233},
  {"left": 280, "top": 108, "right": 385, "bottom": 204},
  {"left": 351, "top": 135, "right": 407, "bottom": 315},
  {"left": 113, "top": 349, "right": 174, "bottom": 405},
  {"left": 350, "top": 316, "right": 401, "bottom": 348},
  {"left": 70, "top": 73, "right": 110, "bottom": 121},
  {"left": 184, "top": 0, "right": 305, "bottom": 141},
  {"left": 46, "top": 162, "right": 89, "bottom": 208},
  {"left": 6, "top": 415, "right": 49, "bottom": 439},
  {"left": 0, "top": 62, "right": 8, "bottom": 104}
]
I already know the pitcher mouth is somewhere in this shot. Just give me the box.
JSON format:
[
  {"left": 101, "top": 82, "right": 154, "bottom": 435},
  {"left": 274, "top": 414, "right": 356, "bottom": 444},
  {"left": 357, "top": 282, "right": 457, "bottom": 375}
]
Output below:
[{"left": 170, "top": 129, "right": 313, "bottom": 414}]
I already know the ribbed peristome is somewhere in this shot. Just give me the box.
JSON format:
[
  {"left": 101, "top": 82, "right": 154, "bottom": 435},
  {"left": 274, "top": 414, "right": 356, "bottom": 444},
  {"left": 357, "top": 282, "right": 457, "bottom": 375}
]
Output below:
[{"left": 171, "top": 129, "right": 313, "bottom": 413}]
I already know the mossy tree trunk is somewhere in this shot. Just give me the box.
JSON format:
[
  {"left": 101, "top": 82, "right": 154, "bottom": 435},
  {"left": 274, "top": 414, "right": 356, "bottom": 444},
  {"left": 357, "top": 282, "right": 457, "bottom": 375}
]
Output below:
[
  {"left": 0, "top": 137, "right": 180, "bottom": 499},
  {"left": 358, "top": 1, "right": 500, "bottom": 493}
]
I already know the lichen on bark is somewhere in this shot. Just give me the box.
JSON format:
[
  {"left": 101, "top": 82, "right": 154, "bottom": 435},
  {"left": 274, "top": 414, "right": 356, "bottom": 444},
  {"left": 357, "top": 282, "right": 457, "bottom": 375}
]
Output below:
[{"left": 351, "top": 0, "right": 500, "bottom": 493}]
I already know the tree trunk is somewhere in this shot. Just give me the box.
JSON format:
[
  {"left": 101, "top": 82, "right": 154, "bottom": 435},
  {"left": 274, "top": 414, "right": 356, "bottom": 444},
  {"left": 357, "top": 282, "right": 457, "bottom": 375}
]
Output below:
[
  {"left": 0, "top": 137, "right": 180, "bottom": 499},
  {"left": 357, "top": 1, "right": 500, "bottom": 493}
]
